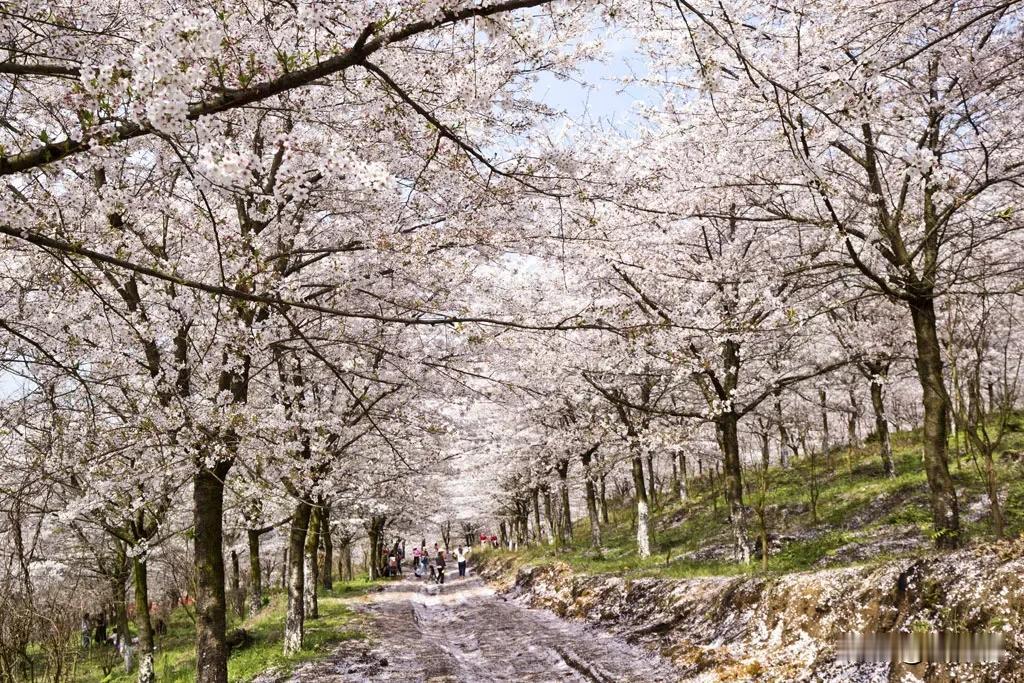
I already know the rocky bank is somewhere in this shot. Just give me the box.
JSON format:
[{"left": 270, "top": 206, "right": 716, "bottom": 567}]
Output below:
[{"left": 477, "top": 539, "right": 1024, "bottom": 682}]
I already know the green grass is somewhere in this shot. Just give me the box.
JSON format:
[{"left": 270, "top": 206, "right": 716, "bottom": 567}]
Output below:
[
  {"left": 489, "top": 414, "right": 1024, "bottom": 581},
  {"left": 72, "top": 581, "right": 376, "bottom": 683}
]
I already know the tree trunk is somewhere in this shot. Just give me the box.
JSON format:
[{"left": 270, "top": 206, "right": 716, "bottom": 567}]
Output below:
[
  {"left": 230, "top": 550, "right": 243, "bottom": 618},
  {"left": 645, "top": 453, "right": 657, "bottom": 509},
  {"left": 818, "top": 387, "right": 831, "bottom": 470},
  {"left": 366, "top": 515, "right": 385, "bottom": 580},
  {"left": 581, "top": 446, "right": 602, "bottom": 549},
  {"left": 759, "top": 431, "right": 770, "bottom": 471},
  {"left": 109, "top": 542, "right": 130, "bottom": 661},
  {"left": 909, "top": 297, "right": 961, "bottom": 548},
  {"left": 630, "top": 450, "right": 651, "bottom": 558},
  {"left": 247, "top": 529, "right": 263, "bottom": 615},
  {"left": 132, "top": 556, "right": 155, "bottom": 683},
  {"left": 677, "top": 452, "right": 688, "bottom": 501},
  {"left": 321, "top": 506, "right": 333, "bottom": 591},
  {"left": 531, "top": 488, "right": 543, "bottom": 545},
  {"left": 718, "top": 411, "right": 750, "bottom": 563},
  {"left": 774, "top": 394, "right": 790, "bottom": 468},
  {"left": 304, "top": 506, "right": 320, "bottom": 619},
  {"left": 498, "top": 520, "right": 509, "bottom": 549},
  {"left": 440, "top": 520, "right": 452, "bottom": 550},
  {"left": 556, "top": 460, "right": 572, "bottom": 543},
  {"left": 194, "top": 464, "right": 230, "bottom": 683},
  {"left": 280, "top": 546, "right": 288, "bottom": 590},
  {"left": 847, "top": 386, "right": 860, "bottom": 446},
  {"left": 542, "top": 488, "right": 557, "bottom": 545},
  {"left": 869, "top": 379, "right": 895, "bottom": 477},
  {"left": 709, "top": 463, "right": 718, "bottom": 513},
  {"left": 283, "top": 498, "right": 311, "bottom": 656},
  {"left": 599, "top": 472, "right": 609, "bottom": 524},
  {"left": 341, "top": 541, "right": 353, "bottom": 582},
  {"left": 671, "top": 456, "right": 679, "bottom": 499}
]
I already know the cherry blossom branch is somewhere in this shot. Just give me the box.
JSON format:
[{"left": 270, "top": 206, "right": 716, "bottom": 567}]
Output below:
[
  {"left": 0, "top": 62, "right": 81, "bottom": 78},
  {"left": 362, "top": 60, "right": 563, "bottom": 197},
  {"left": 0, "top": 223, "right": 624, "bottom": 332},
  {"left": 0, "top": 0, "right": 558, "bottom": 177}
]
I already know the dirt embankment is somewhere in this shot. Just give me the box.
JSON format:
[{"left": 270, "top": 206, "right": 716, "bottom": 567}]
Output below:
[{"left": 477, "top": 541, "right": 1024, "bottom": 682}]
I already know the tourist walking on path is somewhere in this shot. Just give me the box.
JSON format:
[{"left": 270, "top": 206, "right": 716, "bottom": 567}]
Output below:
[
  {"left": 455, "top": 546, "right": 469, "bottom": 577},
  {"left": 391, "top": 540, "right": 403, "bottom": 575},
  {"left": 387, "top": 553, "right": 398, "bottom": 578},
  {"left": 435, "top": 547, "right": 446, "bottom": 584}
]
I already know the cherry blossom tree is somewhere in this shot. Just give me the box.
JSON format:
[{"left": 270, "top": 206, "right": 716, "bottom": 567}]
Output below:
[{"left": 619, "top": 0, "right": 1024, "bottom": 547}]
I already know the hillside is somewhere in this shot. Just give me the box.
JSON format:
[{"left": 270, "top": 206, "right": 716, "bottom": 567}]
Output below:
[{"left": 491, "top": 416, "right": 1024, "bottom": 580}]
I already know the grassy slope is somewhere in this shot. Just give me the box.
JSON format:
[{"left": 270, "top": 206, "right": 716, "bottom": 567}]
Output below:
[
  {"left": 71, "top": 581, "right": 375, "bottom": 683},
  {"left": 491, "top": 415, "right": 1024, "bottom": 580}
]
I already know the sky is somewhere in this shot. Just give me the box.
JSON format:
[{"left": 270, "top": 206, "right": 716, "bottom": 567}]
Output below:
[
  {"left": 530, "top": 34, "right": 655, "bottom": 134},
  {"left": 0, "top": 362, "right": 27, "bottom": 400}
]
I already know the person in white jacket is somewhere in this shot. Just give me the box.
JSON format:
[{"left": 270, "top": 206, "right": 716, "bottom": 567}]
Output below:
[{"left": 455, "top": 546, "right": 470, "bottom": 577}]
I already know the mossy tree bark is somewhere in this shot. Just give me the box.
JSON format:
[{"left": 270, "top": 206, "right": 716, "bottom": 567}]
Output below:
[
  {"left": 132, "top": 555, "right": 155, "bottom": 683},
  {"left": 338, "top": 537, "right": 353, "bottom": 582},
  {"left": 247, "top": 528, "right": 264, "bottom": 615},
  {"left": 283, "top": 497, "right": 312, "bottom": 655},
  {"left": 630, "top": 447, "right": 651, "bottom": 558},
  {"left": 194, "top": 461, "right": 231, "bottom": 683},
  {"left": 717, "top": 408, "right": 750, "bottom": 563},
  {"left": 104, "top": 541, "right": 131, "bottom": 661},
  {"left": 909, "top": 296, "right": 961, "bottom": 547}
]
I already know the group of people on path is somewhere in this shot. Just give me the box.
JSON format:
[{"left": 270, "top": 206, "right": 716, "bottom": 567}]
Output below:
[
  {"left": 80, "top": 609, "right": 155, "bottom": 671},
  {"left": 383, "top": 540, "right": 471, "bottom": 584},
  {"left": 80, "top": 610, "right": 107, "bottom": 650}
]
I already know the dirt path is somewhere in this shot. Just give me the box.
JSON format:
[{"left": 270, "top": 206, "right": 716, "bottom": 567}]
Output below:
[{"left": 286, "top": 571, "right": 682, "bottom": 682}]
